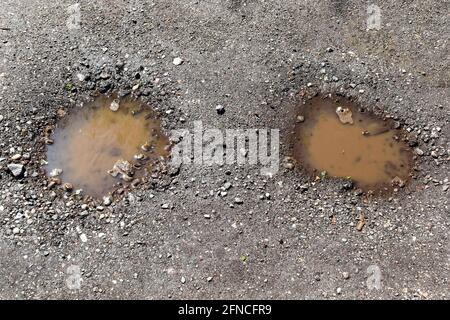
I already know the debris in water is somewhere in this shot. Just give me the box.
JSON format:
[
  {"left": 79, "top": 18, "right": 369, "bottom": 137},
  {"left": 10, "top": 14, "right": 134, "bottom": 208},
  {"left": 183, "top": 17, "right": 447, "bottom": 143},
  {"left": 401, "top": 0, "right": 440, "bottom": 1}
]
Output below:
[
  {"left": 336, "top": 106, "right": 354, "bottom": 124},
  {"left": 109, "top": 99, "right": 120, "bottom": 112}
]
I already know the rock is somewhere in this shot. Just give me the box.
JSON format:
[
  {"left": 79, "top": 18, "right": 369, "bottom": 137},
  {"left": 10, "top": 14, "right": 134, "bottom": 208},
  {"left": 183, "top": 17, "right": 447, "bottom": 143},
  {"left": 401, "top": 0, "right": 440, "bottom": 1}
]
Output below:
[
  {"left": 110, "top": 99, "right": 120, "bottom": 112},
  {"left": 161, "top": 203, "right": 170, "bottom": 209},
  {"left": 222, "top": 182, "right": 232, "bottom": 190},
  {"left": 12, "top": 227, "right": 20, "bottom": 234},
  {"left": 414, "top": 148, "right": 424, "bottom": 156},
  {"left": 356, "top": 213, "right": 366, "bottom": 231},
  {"left": 173, "top": 57, "right": 183, "bottom": 66},
  {"left": 108, "top": 159, "right": 133, "bottom": 181},
  {"left": 336, "top": 106, "right": 354, "bottom": 124},
  {"left": 7, "top": 163, "right": 24, "bottom": 177},
  {"left": 80, "top": 234, "right": 88, "bottom": 243},
  {"left": 215, "top": 105, "right": 225, "bottom": 115},
  {"left": 103, "top": 196, "right": 112, "bottom": 206},
  {"left": 63, "top": 183, "right": 74, "bottom": 191},
  {"left": 341, "top": 180, "right": 354, "bottom": 191},
  {"left": 76, "top": 73, "right": 86, "bottom": 81},
  {"left": 431, "top": 150, "right": 438, "bottom": 158},
  {"left": 10, "top": 154, "right": 21, "bottom": 161},
  {"left": 296, "top": 115, "right": 305, "bottom": 123},
  {"left": 391, "top": 176, "right": 405, "bottom": 188},
  {"left": 49, "top": 168, "right": 63, "bottom": 177},
  {"left": 234, "top": 197, "right": 243, "bottom": 204},
  {"left": 343, "top": 272, "right": 350, "bottom": 280},
  {"left": 282, "top": 156, "right": 296, "bottom": 170},
  {"left": 181, "top": 276, "right": 186, "bottom": 284}
]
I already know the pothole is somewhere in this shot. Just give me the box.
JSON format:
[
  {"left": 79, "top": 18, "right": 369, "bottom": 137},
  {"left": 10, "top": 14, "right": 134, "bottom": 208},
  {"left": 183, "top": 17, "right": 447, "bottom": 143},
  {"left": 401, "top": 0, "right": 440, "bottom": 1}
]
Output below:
[
  {"left": 292, "top": 94, "right": 413, "bottom": 193},
  {"left": 45, "top": 95, "right": 170, "bottom": 198}
]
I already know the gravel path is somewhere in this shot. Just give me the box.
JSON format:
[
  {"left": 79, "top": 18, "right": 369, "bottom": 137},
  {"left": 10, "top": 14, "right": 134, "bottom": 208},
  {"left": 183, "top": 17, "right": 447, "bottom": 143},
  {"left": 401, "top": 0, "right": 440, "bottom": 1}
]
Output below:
[{"left": 0, "top": 0, "right": 448, "bottom": 299}]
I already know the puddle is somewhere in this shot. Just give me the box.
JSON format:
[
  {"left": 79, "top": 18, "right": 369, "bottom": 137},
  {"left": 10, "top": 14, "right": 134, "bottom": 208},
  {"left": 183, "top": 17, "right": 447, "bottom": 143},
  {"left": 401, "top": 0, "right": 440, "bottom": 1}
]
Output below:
[
  {"left": 292, "top": 95, "right": 413, "bottom": 192},
  {"left": 46, "top": 95, "right": 170, "bottom": 197}
]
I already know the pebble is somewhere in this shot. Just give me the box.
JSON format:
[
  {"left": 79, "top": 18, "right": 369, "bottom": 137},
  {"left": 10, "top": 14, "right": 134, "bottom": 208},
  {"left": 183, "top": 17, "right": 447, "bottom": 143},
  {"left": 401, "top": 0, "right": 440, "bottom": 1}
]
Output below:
[
  {"left": 49, "top": 168, "right": 63, "bottom": 177},
  {"left": 110, "top": 99, "right": 120, "bottom": 112},
  {"left": 414, "top": 148, "right": 424, "bottom": 156},
  {"left": 222, "top": 182, "right": 232, "bottom": 190},
  {"left": 80, "top": 234, "right": 88, "bottom": 243},
  {"left": 296, "top": 115, "right": 305, "bottom": 123},
  {"left": 343, "top": 272, "right": 350, "bottom": 279},
  {"left": 173, "top": 57, "right": 183, "bottom": 66},
  {"left": 10, "top": 154, "right": 21, "bottom": 161},
  {"left": 215, "top": 105, "right": 225, "bottom": 115},
  {"left": 181, "top": 276, "right": 186, "bottom": 284},
  {"left": 103, "top": 196, "right": 112, "bottom": 206},
  {"left": 12, "top": 227, "right": 20, "bottom": 234},
  {"left": 7, "top": 163, "right": 24, "bottom": 177},
  {"left": 234, "top": 197, "right": 243, "bottom": 204}
]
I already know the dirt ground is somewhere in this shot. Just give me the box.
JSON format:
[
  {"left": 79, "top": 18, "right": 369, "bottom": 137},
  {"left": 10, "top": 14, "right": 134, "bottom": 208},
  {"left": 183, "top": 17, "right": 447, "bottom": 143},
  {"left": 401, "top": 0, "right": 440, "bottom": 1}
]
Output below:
[{"left": 0, "top": 0, "right": 448, "bottom": 299}]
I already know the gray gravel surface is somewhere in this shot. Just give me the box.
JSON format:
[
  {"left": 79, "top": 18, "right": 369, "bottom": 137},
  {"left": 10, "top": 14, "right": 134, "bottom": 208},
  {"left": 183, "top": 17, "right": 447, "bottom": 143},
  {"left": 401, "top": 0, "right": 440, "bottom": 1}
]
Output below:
[{"left": 0, "top": 0, "right": 448, "bottom": 299}]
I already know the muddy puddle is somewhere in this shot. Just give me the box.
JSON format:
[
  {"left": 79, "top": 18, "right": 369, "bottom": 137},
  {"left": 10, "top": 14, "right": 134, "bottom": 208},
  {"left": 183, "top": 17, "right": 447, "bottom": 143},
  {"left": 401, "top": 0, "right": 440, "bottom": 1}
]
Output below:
[
  {"left": 45, "top": 95, "right": 170, "bottom": 197},
  {"left": 292, "top": 95, "right": 413, "bottom": 192}
]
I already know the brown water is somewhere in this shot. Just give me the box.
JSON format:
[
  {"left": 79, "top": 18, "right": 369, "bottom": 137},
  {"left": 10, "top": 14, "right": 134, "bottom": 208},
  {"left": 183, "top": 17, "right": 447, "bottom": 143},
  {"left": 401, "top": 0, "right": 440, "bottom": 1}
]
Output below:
[
  {"left": 292, "top": 96, "right": 412, "bottom": 191},
  {"left": 46, "top": 95, "right": 169, "bottom": 197}
]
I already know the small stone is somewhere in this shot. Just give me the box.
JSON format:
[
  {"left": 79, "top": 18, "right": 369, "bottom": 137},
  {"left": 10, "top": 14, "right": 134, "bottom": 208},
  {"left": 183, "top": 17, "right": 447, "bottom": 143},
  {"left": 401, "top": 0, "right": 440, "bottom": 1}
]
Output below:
[
  {"left": 234, "top": 197, "right": 243, "bottom": 204},
  {"left": 341, "top": 180, "right": 354, "bottom": 191},
  {"left": 7, "top": 163, "right": 24, "bottom": 177},
  {"left": 215, "top": 105, "right": 225, "bottom": 115},
  {"left": 80, "top": 234, "right": 88, "bottom": 243},
  {"left": 414, "top": 148, "right": 424, "bottom": 156},
  {"left": 296, "top": 115, "right": 305, "bottom": 123},
  {"left": 76, "top": 73, "right": 86, "bottom": 81},
  {"left": 356, "top": 214, "right": 366, "bottom": 231},
  {"left": 10, "top": 154, "right": 21, "bottom": 161},
  {"left": 12, "top": 227, "right": 20, "bottom": 234},
  {"left": 391, "top": 176, "right": 405, "bottom": 188},
  {"left": 63, "top": 183, "right": 74, "bottom": 191},
  {"left": 336, "top": 106, "right": 354, "bottom": 124},
  {"left": 206, "top": 276, "right": 213, "bottom": 282},
  {"left": 99, "top": 71, "right": 110, "bottom": 79},
  {"left": 103, "top": 196, "right": 112, "bottom": 206},
  {"left": 431, "top": 150, "right": 438, "bottom": 158},
  {"left": 222, "top": 182, "right": 232, "bottom": 190},
  {"left": 161, "top": 203, "right": 170, "bottom": 209},
  {"left": 110, "top": 99, "right": 120, "bottom": 112},
  {"left": 443, "top": 185, "right": 449, "bottom": 192},
  {"left": 336, "top": 287, "right": 342, "bottom": 294},
  {"left": 49, "top": 168, "right": 63, "bottom": 177},
  {"left": 343, "top": 272, "right": 350, "bottom": 280},
  {"left": 173, "top": 57, "right": 183, "bottom": 66},
  {"left": 181, "top": 276, "right": 186, "bottom": 284}
]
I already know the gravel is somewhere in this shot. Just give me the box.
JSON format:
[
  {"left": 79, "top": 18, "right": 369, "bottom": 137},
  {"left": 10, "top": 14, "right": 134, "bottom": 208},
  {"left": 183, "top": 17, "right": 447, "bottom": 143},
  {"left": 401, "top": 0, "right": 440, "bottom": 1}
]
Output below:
[{"left": 0, "top": 0, "right": 448, "bottom": 300}]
